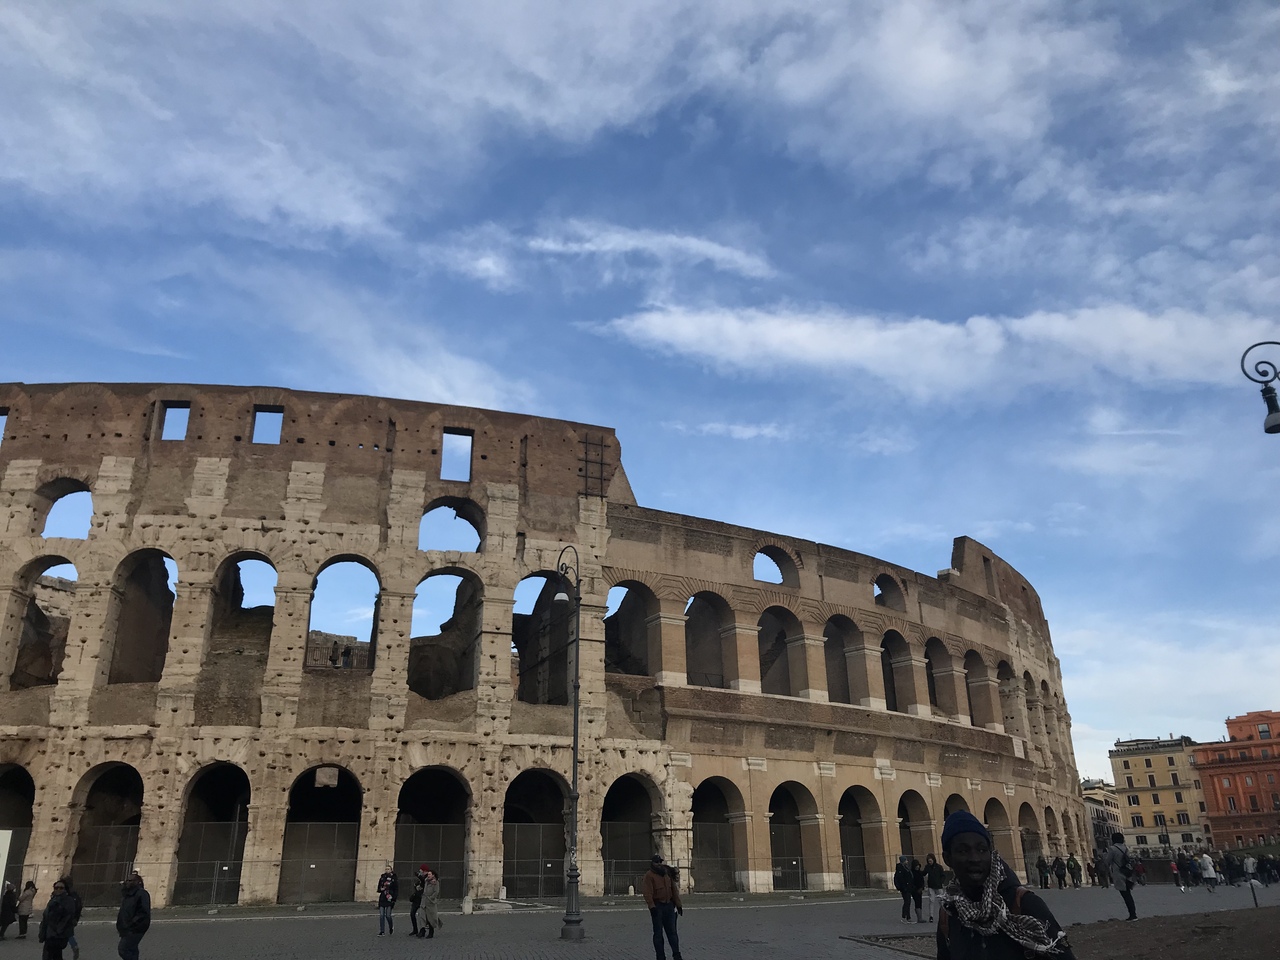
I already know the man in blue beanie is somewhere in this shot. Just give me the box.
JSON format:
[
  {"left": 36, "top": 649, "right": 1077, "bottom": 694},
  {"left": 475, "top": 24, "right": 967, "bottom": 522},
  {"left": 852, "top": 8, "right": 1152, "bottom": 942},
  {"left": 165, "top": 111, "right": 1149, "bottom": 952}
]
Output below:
[{"left": 936, "top": 810, "right": 1075, "bottom": 958}]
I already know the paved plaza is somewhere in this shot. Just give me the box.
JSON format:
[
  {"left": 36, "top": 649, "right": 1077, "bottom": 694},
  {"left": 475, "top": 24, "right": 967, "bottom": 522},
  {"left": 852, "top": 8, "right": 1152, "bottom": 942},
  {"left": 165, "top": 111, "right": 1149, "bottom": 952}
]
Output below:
[{"left": 47, "top": 882, "right": 1280, "bottom": 960}]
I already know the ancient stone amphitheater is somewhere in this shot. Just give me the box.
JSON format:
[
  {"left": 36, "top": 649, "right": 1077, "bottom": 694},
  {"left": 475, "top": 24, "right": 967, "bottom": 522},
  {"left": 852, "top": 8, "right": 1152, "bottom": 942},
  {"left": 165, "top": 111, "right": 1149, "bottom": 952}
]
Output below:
[{"left": 0, "top": 382, "right": 1083, "bottom": 906}]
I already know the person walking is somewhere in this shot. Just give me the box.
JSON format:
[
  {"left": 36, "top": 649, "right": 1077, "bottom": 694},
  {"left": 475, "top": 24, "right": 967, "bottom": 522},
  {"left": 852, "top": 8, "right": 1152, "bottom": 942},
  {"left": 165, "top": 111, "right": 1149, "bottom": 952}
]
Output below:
[
  {"left": 1066, "top": 854, "right": 1081, "bottom": 889},
  {"left": 894, "top": 857, "right": 915, "bottom": 923},
  {"left": 935, "top": 810, "right": 1075, "bottom": 959},
  {"left": 419, "top": 867, "right": 442, "bottom": 939},
  {"left": 1035, "top": 856, "right": 1050, "bottom": 889},
  {"left": 60, "top": 876, "right": 83, "bottom": 960},
  {"left": 38, "top": 879, "right": 76, "bottom": 960},
  {"left": 0, "top": 882, "right": 17, "bottom": 939},
  {"left": 909, "top": 859, "right": 926, "bottom": 923},
  {"left": 924, "top": 853, "right": 946, "bottom": 923},
  {"left": 408, "top": 865, "right": 425, "bottom": 937},
  {"left": 1199, "top": 851, "right": 1218, "bottom": 891},
  {"left": 116, "top": 871, "right": 151, "bottom": 960},
  {"left": 1051, "top": 856, "right": 1067, "bottom": 890},
  {"left": 17, "top": 881, "right": 35, "bottom": 939},
  {"left": 1085, "top": 860, "right": 1096, "bottom": 886},
  {"left": 376, "top": 863, "right": 398, "bottom": 936},
  {"left": 1103, "top": 832, "right": 1138, "bottom": 921},
  {"left": 1092, "top": 853, "right": 1110, "bottom": 889},
  {"left": 641, "top": 854, "right": 683, "bottom": 960}
]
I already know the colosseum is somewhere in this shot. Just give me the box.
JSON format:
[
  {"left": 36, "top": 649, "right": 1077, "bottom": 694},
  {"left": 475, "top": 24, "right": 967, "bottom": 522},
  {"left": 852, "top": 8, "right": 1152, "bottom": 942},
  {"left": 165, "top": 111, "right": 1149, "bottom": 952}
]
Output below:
[{"left": 0, "top": 382, "right": 1084, "bottom": 907}]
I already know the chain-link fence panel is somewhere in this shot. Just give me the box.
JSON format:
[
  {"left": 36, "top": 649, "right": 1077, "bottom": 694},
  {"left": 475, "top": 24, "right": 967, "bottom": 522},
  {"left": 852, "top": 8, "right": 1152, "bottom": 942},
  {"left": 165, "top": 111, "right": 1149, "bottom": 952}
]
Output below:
[
  {"left": 278, "top": 822, "right": 360, "bottom": 903},
  {"left": 502, "top": 823, "right": 565, "bottom": 900},
  {"left": 394, "top": 823, "right": 467, "bottom": 899},
  {"left": 770, "top": 823, "right": 804, "bottom": 890},
  {"left": 691, "top": 821, "right": 738, "bottom": 891}
]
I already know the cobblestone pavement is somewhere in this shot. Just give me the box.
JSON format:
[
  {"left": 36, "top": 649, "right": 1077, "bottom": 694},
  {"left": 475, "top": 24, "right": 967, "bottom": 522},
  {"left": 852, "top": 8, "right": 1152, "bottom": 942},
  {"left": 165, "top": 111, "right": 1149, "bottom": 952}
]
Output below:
[{"left": 54, "top": 882, "right": 1280, "bottom": 960}]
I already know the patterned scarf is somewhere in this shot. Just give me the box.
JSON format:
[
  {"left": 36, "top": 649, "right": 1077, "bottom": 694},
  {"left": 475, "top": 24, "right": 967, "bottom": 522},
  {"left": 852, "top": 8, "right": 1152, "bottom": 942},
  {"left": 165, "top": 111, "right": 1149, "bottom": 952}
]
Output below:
[{"left": 943, "top": 852, "right": 1067, "bottom": 955}]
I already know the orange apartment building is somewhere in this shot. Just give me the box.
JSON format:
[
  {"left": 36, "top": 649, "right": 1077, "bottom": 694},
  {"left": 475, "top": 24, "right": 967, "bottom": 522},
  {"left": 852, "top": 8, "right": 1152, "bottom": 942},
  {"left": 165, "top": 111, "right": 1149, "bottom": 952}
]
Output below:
[{"left": 1192, "top": 710, "right": 1280, "bottom": 850}]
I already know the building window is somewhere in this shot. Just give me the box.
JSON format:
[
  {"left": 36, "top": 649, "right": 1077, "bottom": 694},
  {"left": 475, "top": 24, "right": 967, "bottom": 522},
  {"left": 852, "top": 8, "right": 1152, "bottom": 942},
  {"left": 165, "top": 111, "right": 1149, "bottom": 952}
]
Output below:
[
  {"left": 1228, "top": 796, "right": 1238, "bottom": 812},
  {"left": 1171, "top": 773, "right": 1180, "bottom": 786},
  {"left": 1272, "top": 792, "right": 1280, "bottom": 809},
  {"left": 1177, "top": 812, "right": 1191, "bottom": 825},
  {"left": 1250, "top": 795, "right": 1260, "bottom": 812},
  {"left": 1144, "top": 758, "right": 1152, "bottom": 768},
  {"left": 1194, "top": 779, "right": 1201, "bottom": 789},
  {"left": 1148, "top": 775, "right": 1157, "bottom": 788},
  {"left": 1263, "top": 749, "right": 1271, "bottom": 759},
  {"left": 1151, "top": 793, "right": 1160, "bottom": 804},
  {"left": 1157, "top": 833, "right": 1170, "bottom": 845},
  {"left": 1222, "top": 778, "right": 1232, "bottom": 788},
  {"left": 1259, "top": 723, "right": 1271, "bottom": 739},
  {"left": 1131, "top": 815, "right": 1144, "bottom": 827},
  {"left": 1239, "top": 750, "right": 1249, "bottom": 760},
  {"left": 1181, "top": 833, "right": 1194, "bottom": 843},
  {"left": 1175, "top": 792, "right": 1184, "bottom": 803},
  {"left": 1127, "top": 795, "right": 1140, "bottom": 806},
  {"left": 1153, "top": 814, "right": 1166, "bottom": 826},
  {"left": 1126, "top": 776, "right": 1134, "bottom": 789},
  {"left": 1199, "top": 801, "right": 1206, "bottom": 813},
  {"left": 1269, "top": 774, "right": 1276, "bottom": 785},
  {"left": 1167, "top": 756, "right": 1175, "bottom": 766},
  {"left": 1246, "top": 776, "right": 1254, "bottom": 787},
  {"left": 1123, "top": 760, "right": 1131, "bottom": 769},
  {"left": 1135, "top": 835, "right": 1148, "bottom": 845},
  {"left": 1218, "top": 752, "right": 1227, "bottom": 761}
]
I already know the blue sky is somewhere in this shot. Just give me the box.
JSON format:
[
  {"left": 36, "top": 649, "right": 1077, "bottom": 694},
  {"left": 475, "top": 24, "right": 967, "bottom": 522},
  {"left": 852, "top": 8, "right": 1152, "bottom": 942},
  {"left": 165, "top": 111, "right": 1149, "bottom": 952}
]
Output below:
[{"left": 4, "top": 1, "right": 1280, "bottom": 780}]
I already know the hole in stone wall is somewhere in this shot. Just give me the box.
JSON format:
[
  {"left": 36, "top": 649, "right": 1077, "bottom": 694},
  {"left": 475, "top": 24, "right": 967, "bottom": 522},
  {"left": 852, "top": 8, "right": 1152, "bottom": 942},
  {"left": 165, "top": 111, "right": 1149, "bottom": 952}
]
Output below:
[
  {"left": 40, "top": 486, "right": 93, "bottom": 540},
  {"left": 602, "top": 584, "right": 652, "bottom": 677},
  {"left": 307, "top": 561, "right": 378, "bottom": 670},
  {"left": 11, "top": 560, "right": 78, "bottom": 690},
  {"left": 752, "top": 552, "right": 784, "bottom": 584},
  {"left": 511, "top": 574, "right": 571, "bottom": 705},
  {"left": 441, "top": 430, "right": 473, "bottom": 481},
  {"left": 106, "top": 551, "right": 178, "bottom": 684},
  {"left": 418, "top": 502, "right": 482, "bottom": 552},
  {"left": 0, "top": 408, "right": 7, "bottom": 449},
  {"left": 408, "top": 572, "right": 480, "bottom": 700},
  {"left": 160, "top": 402, "right": 190, "bottom": 441},
  {"left": 252, "top": 406, "right": 284, "bottom": 444}
]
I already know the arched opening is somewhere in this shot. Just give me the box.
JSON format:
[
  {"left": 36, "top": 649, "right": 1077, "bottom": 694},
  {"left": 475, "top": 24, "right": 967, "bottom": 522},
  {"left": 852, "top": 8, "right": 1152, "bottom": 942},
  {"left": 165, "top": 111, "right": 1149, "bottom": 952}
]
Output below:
[
  {"left": 691, "top": 777, "right": 745, "bottom": 892},
  {"left": 684, "top": 592, "right": 730, "bottom": 688},
  {"left": 1041, "top": 681, "right": 1061, "bottom": 760},
  {"left": 964, "top": 651, "right": 998, "bottom": 728},
  {"left": 600, "top": 774, "right": 656, "bottom": 894},
  {"left": 758, "top": 606, "right": 800, "bottom": 697},
  {"left": 984, "top": 798, "right": 1015, "bottom": 865},
  {"left": 897, "top": 790, "right": 932, "bottom": 860},
  {"left": 838, "top": 786, "right": 880, "bottom": 888},
  {"left": 873, "top": 574, "right": 905, "bottom": 612},
  {"left": 1044, "top": 806, "right": 1061, "bottom": 857},
  {"left": 881, "top": 632, "right": 911, "bottom": 714},
  {"left": 105, "top": 550, "right": 177, "bottom": 684},
  {"left": 1018, "top": 803, "right": 1042, "bottom": 886},
  {"left": 769, "top": 782, "right": 819, "bottom": 890},
  {"left": 8, "top": 558, "right": 77, "bottom": 690},
  {"left": 502, "top": 770, "right": 567, "bottom": 899},
  {"left": 1061, "top": 808, "right": 1077, "bottom": 857},
  {"left": 0, "top": 765, "right": 34, "bottom": 889},
  {"left": 36, "top": 481, "right": 93, "bottom": 540},
  {"left": 306, "top": 560, "right": 379, "bottom": 672},
  {"left": 602, "top": 582, "right": 655, "bottom": 677},
  {"left": 418, "top": 499, "right": 483, "bottom": 553},
  {"left": 396, "top": 768, "right": 469, "bottom": 898},
  {"left": 943, "top": 794, "right": 969, "bottom": 820},
  {"left": 195, "top": 555, "right": 276, "bottom": 726},
  {"left": 823, "top": 616, "right": 857, "bottom": 705},
  {"left": 924, "top": 638, "right": 948, "bottom": 711},
  {"left": 278, "top": 766, "right": 363, "bottom": 903},
  {"left": 409, "top": 570, "right": 481, "bottom": 700},
  {"left": 511, "top": 575, "right": 573, "bottom": 705},
  {"left": 70, "top": 764, "right": 144, "bottom": 905},
  {"left": 172, "top": 763, "right": 251, "bottom": 905},
  {"left": 997, "top": 662, "right": 1026, "bottom": 739}
]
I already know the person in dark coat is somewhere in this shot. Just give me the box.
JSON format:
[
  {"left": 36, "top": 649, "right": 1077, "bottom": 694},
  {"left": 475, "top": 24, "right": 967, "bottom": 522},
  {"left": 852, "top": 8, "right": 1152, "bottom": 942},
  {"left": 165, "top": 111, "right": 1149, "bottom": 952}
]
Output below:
[
  {"left": 38, "top": 879, "right": 76, "bottom": 960},
  {"left": 0, "top": 881, "right": 17, "bottom": 938},
  {"left": 910, "top": 859, "right": 926, "bottom": 923},
  {"left": 116, "top": 870, "right": 151, "bottom": 960},
  {"left": 641, "top": 854, "right": 682, "bottom": 960},
  {"left": 894, "top": 858, "right": 915, "bottom": 922},
  {"left": 1051, "top": 856, "right": 1067, "bottom": 889},
  {"left": 1035, "top": 855, "right": 1050, "bottom": 889},
  {"left": 59, "top": 877, "right": 83, "bottom": 960},
  {"left": 1103, "top": 833, "right": 1137, "bottom": 920},
  {"left": 408, "top": 865, "right": 426, "bottom": 937},
  {"left": 924, "top": 854, "right": 947, "bottom": 923},
  {"left": 936, "top": 811, "right": 1075, "bottom": 960},
  {"left": 376, "top": 863, "right": 398, "bottom": 936}
]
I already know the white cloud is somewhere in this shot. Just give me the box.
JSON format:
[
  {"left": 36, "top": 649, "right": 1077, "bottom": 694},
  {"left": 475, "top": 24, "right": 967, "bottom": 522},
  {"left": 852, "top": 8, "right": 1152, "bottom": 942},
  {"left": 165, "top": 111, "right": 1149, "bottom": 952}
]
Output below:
[
  {"left": 666, "top": 420, "right": 789, "bottom": 441},
  {"left": 599, "top": 303, "right": 1280, "bottom": 400},
  {"left": 529, "top": 220, "right": 775, "bottom": 280}
]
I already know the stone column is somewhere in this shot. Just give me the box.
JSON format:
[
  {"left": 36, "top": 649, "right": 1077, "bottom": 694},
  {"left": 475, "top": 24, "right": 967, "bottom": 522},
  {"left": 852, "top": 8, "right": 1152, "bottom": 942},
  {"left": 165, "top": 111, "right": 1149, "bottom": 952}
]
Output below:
[
  {"left": 787, "top": 626, "right": 828, "bottom": 701},
  {"left": 846, "top": 639, "right": 886, "bottom": 710},
  {"left": 908, "top": 818, "right": 939, "bottom": 861},
  {"left": 238, "top": 801, "right": 288, "bottom": 904},
  {"left": 797, "top": 813, "right": 841, "bottom": 890},
  {"left": 721, "top": 622, "right": 761, "bottom": 694},
  {"left": 48, "top": 570, "right": 116, "bottom": 726},
  {"left": 467, "top": 756, "right": 507, "bottom": 899},
  {"left": 259, "top": 576, "right": 312, "bottom": 729},
  {"left": 990, "top": 825, "right": 1022, "bottom": 877},
  {"left": 727, "top": 811, "right": 758, "bottom": 892},
  {"left": 998, "top": 677, "right": 1029, "bottom": 742},
  {"left": 155, "top": 575, "right": 217, "bottom": 729},
  {"left": 369, "top": 589, "right": 415, "bottom": 731},
  {"left": 474, "top": 591, "right": 516, "bottom": 741},
  {"left": 0, "top": 579, "right": 33, "bottom": 692},
  {"left": 858, "top": 816, "right": 894, "bottom": 888},
  {"left": 967, "top": 674, "right": 1004, "bottom": 732},
  {"left": 646, "top": 598, "right": 688, "bottom": 687},
  {"left": 931, "top": 662, "right": 968, "bottom": 723},
  {"left": 891, "top": 654, "right": 931, "bottom": 717},
  {"left": 132, "top": 783, "right": 186, "bottom": 908},
  {"left": 356, "top": 780, "right": 399, "bottom": 902},
  {"left": 744, "top": 810, "right": 775, "bottom": 893}
]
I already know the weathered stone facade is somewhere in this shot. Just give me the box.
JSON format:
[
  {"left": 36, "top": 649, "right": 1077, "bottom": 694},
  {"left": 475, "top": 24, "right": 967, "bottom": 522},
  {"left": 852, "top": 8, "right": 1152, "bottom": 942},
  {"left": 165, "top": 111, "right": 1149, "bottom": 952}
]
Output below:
[{"left": 0, "top": 382, "right": 1084, "bottom": 906}]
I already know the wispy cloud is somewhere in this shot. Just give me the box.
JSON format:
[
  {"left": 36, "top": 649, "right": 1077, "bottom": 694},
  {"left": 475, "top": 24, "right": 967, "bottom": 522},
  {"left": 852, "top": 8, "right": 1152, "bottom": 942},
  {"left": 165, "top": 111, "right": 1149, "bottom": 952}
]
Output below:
[{"left": 666, "top": 420, "right": 790, "bottom": 441}]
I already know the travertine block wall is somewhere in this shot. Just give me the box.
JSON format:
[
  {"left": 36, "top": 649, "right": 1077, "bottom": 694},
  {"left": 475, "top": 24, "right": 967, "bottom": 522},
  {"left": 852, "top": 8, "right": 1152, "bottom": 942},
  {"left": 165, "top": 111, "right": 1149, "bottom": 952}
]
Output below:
[{"left": 0, "top": 383, "right": 1084, "bottom": 905}]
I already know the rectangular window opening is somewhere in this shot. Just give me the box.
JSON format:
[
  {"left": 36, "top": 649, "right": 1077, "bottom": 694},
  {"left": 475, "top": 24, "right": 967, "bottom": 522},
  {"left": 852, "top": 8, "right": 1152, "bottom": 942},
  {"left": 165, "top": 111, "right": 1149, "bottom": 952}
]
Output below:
[
  {"left": 0, "top": 408, "right": 7, "bottom": 449},
  {"left": 252, "top": 405, "right": 284, "bottom": 444},
  {"left": 441, "top": 429, "right": 473, "bottom": 481},
  {"left": 160, "top": 402, "right": 191, "bottom": 440}
]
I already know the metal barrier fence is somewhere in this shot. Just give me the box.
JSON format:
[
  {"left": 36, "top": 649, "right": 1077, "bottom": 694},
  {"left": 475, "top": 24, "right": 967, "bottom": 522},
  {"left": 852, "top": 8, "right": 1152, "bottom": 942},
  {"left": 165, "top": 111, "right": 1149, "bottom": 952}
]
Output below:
[
  {"left": 691, "top": 822, "right": 738, "bottom": 891},
  {"left": 502, "top": 823, "right": 566, "bottom": 900},
  {"left": 601, "top": 821, "right": 654, "bottom": 895},
  {"left": 770, "top": 823, "right": 804, "bottom": 890}
]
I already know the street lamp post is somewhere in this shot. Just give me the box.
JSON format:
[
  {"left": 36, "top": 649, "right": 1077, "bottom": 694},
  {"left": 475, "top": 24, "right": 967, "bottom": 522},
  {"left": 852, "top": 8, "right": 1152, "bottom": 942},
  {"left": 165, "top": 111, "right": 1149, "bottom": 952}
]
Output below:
[
  {"left": 554, "top": 544, "right": 585, "bottom": 941},
  {"left": 1240, "top": 342, "right": 1280, "bottom": 433}
]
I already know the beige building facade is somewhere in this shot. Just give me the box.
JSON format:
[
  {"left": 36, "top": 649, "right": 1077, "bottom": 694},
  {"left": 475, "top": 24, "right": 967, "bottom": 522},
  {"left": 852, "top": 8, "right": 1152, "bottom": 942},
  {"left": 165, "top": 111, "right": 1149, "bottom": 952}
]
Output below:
[
  {"left": 1108, "top": 736, "right": 1209, "bottom": 858},
  {"left": 0, "top": 383, "right": 1084, "bottom": 906}
]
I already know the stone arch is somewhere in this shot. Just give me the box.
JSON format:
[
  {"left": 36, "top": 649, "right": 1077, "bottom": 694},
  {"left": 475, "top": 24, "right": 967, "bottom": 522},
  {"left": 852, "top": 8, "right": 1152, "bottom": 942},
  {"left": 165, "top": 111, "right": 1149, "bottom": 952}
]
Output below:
[
  {"left": 69, "top": 762, "right": 144, "bottom": 905},
  {"left": 602, "top": 580, "right": 658, "bottom": 678},
  {"left": 511, "top": 572, "right": 573, "bottom": 705},
  {"left": 684, "top": 591, "right": 731, "bottom": 688},
  {"left": 963, "top": 651, "right": 998, "bottom": 729},
  {"left": 502, "top": 768, "right": 569, "bottom": 899},
  {"left": 924, "top": 636, "right": 960, "bottom": 717},
  {"left": 35, "top": 478, "right": 93, "bottom": 539},
  {"left": 751, "top": 542, "right": 800, "bottom": 588},
  {"left": 691, "top": 776, "right": 747, "bottom": 892},
  {"left": 5, "top": 555, "right": 77, "bottom": 691},
  {"left": 396, "top": 766, "right": 470, "bottom": 898},
  {"left": 896, "top": 789, "right": 933, "bottom": 859},
  {"left": 881, "top": 631, "right": 912, "bottom": 714},
  {"left": 600, "top": 772, "right": 661, "bottom": 894},
  {"left": 758, "top": 605, "right": 802, "bottom": 697},
  {"left": 983, "top": 797, "right": 1017, "bottom": 866},
  {"left": 308, "top": 556, "right": 381, "bottom": 671},
  {"left": 838, "top": 784, "right": 882, "bottom": 887},
  {"left": 408, "top": 568, "right": 483, "bottom": 701},
  {"left": 823, "top": 615, "right": 859, "bottom": 704},
  {"left": 1044, "top": 805, "right": 1061, "bottom": 857},
  {"left": 0, "top": 764, "right": 34, "bottom": 888},
  {"left": 768, "top": 781, "right": 821, "bottom": 890},
  {"left": 195, "top": 553, "right": 277, "bottom": 726},
  {"left": 1061, "top": 806, "right": 1078, "bottom": 856},
  {"left": 172, "top": 762, "right": 251, "bottom": 905},
  {"left": 943, "top": 793, "right": 969, "bottom": 819},
  {"left": 873, "top": 573, "right": 906, "bottom": 612},
  {"left": 278, "top": 765, "right": 364, "bottom": 903},
  {"left": 1018, "top": 802, "right": 1043, "bottom": 884},
  {"left": 997, "top": 661, "right": 1027, "bottom": 739},
  {"left": 418, "top": 496, "right": 484, "bottom": 552},
  {"left": 104, "top": 549, "right": 177, "bottom": 685}
]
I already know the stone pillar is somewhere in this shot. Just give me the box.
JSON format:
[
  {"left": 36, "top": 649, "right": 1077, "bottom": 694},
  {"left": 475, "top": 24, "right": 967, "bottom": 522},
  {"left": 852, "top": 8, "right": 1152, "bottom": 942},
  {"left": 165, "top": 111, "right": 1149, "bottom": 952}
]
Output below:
[
  {"left": 998, "top": 677, "right": 1029, "bottom": 742},
  {"left": 1025, "top": 695, "right": 1050, "bottom": 766},
  {"left": 741, "top": 810, "right": 774, "bottom": 893},
  {"left": 967, "top": 675, "right": 1004, "bottom": 732},
  {"left": 474, "top": 592, "right": 516, "bottom": 741},
  {"left": 155, "top": 575, "right": 216, "bottom": 729},
  {"left": 647, "top": 598, "right": 687, "bottom": 687},
  {"left": 356, "top": 783, "right": 399, "bottom": 902},
  {"left": 727, "top": 811, "right": 758, "bottom": 892},
  {"left": 48, "top": 570, "right": 115, "bottom": 726},
  {"left": 846, "top": 639, "right": 886, "bottom": 710},
  {"left": 468, "top": 757, "right": 507, "bottom": 899},
  {"left": 238, "top": 801, "right": 288, "bottom": 904},
  {"left": 990, "top": 826, "right": 1022, "bottom": 878},
  {"left": 24, "top": 766, "right": 76, "bottom": 895},
  {"left": 932, "top": 662, "right": 968, "bottom": 723},
  {"left": 132, "top": 783, "right": 186, "bottom": 908},
  {"left": 797, "top": 813, "right": 841, "bottom": 890},
  {"left": 892, "top": 654, "right": 931, "bottom": 717},
  {"left": 721, "top": 622, "right": 761, "bottom": 694},
  {"left": 908, "top": 818, "right": 939, "bottom": 861},
  {"left": 369, "top": 589, "right": 415, "bottom": 731},
  {"left": 259, "top": 576, "right": 312, "bottom": 729},
  {"left": 0, "top": 579, "right": 33, "bottom": 692},
  {"left": 858, "top": 816, "right": 894, "bottom": 888},
  {"left": 788, "top": 627, "right": 828, "bottom": 701}
]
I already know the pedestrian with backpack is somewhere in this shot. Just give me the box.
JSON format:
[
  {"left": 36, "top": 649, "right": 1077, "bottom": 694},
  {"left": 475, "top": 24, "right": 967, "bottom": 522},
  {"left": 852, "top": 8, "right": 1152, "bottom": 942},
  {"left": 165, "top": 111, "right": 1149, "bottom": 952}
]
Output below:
[
  {"left": 1103, "top": 832, "right": 1138, "bottom": 921},
  {"left": 936, "top": 810, "right": 1075, "bottom": 959}
]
